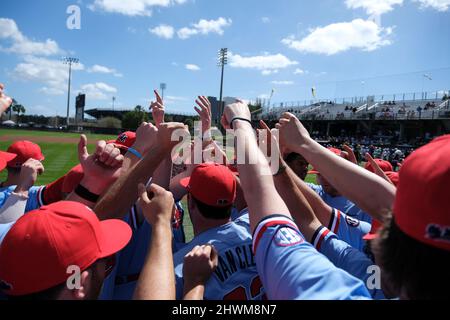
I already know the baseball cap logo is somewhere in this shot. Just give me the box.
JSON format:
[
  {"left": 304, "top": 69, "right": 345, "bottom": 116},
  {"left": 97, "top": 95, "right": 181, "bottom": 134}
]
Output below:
[
  {"left": 426, "top": 224, "right": 450, "bottom": 243},
  {"left": 118, "top": 134, "right": 128, "bottom": 143}
]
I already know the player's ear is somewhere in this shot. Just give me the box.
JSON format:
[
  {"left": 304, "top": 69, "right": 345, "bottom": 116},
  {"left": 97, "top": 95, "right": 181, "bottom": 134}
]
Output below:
[{"left": 72, "top": 270, "right": 91, "bottom": 300}]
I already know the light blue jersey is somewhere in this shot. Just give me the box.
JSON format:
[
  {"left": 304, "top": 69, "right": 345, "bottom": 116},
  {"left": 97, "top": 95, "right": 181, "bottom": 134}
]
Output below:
[
  {"left": 327, "top": 208, "right": 371, "bottom": 251},
  {"left": 231, "top": 207, "right": 249, "bottom": 221},
  {"left": 307, "top": 183, "right": 372, "bottom": 223},
  {"left": 253, "top": 215, "right": 371, "bottom": 300},
  {"left": 311, "top": 226, "right": 386, "bottom": 299},
  {"left": 0, "top": 185, "right": 45, "bottom": 213},
  {"left": 0, "top": 186, "right": 45, "bottom": 245},
  {"left": 101, "top": 202, "right": 186, "bottom": 300},
  {"left": 173, "top": 213, "right": 263, "bottom": 300}
]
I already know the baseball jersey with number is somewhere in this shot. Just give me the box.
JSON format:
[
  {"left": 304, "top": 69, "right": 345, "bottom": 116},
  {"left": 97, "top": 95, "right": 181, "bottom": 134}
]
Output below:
[
  {"left": 327, "top": 208, "right": 371, "bottom": 251},
  {"left": 253, "top": 214, "right": 371, "bottom": 300},
  {"left": 173, "top": 213, "right": 264, "bottom": 300},
  {"left": 307, "top": 183, "right": 372, "bottom": 223},
  {"left": 311, "top": 226, "right": 386, "bottom": 299}
]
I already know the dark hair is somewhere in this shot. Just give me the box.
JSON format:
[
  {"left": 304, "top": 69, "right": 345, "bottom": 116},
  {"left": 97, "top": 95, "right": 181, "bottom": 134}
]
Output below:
[
  {"left": 191, "top": 196, "right": 232, "bottom": 220},
  {"left": 284, "top": 152, "right": 308, "bottom": 165},
  {"left": 7, "top": 282, "right": 66, "bottom": 301},
  {"left": 376, "top": 216, "right": 450, "bottom": 299}
]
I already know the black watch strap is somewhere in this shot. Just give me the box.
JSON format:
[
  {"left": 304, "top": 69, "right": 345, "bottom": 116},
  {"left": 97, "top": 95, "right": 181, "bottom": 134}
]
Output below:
[{"left": 75, "top": 184, "right": 100, "bottom": 203}]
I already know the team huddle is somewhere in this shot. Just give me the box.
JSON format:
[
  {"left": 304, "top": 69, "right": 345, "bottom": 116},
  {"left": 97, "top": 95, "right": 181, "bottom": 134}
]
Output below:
[{"left": 0, "top": 88, "right": 449, "bottom": 300}]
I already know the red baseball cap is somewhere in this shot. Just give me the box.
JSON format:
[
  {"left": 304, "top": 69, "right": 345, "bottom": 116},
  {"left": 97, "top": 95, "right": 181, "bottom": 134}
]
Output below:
[
  {"left": 0, "top": 201, "right": 132, "bottom": 296},
  {"left": 394, "top": 134, "right": 450, "bottom": 252},
  {"left": 364, "top": 159, "right": 393, "bottom": 173},
  {"left": 309, "top": 147, "right": 344, "bottom": 174},
  {"left": 108, "top": 132, "right": 136, "bottom": 151},
  {"left": 363, "top": 219, "right": 383, "bottom": 241},
  {"left": 385, "top": 171, "right": 399, "bottom": 187},
  {"left": 7, "top": 140, "right": 44, "bottom": 168},
  {"left": 0, "top": 151, "right": 17, "bottom": 171},
  {"left": 180, "top": 163, "right": 237, "bottom": 207},
  {"left": 62, "top": 164, "right": 84, "bottom": 194}
]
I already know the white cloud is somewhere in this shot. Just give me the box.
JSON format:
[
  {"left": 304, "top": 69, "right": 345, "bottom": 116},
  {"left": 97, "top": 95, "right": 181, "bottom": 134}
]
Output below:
[
  {"left": 282, "top": 19, "right": 393, "bottom": 55},
  {"left": 228, "top": 52, "right": 298, "bottom": 75},
  {"left": 294, "top": 68, "right": 306, "bottom": 75},
  {"left": 271, "top": 80, "right": 294, "bottom": 85},
  {"left": 87, "top": 64, "right": 122, "bottom": 77},
  {"left": 89, "top": 0, "right": 187, "bottom": 16},
  {"left": 261, "top": 17, "right": 271, "bottom": 24},
  {"left": 0, "top": 18, "right": 63, "bottom": 56},
  {"left": 79, "top": 82, "right": 117, "bottom": 100},
  {"left": 345, "top": 0, "right": 403, "bottom": 15},
  {"left": 414, "top": 0, "right": 450, "bottom": 11},
  {"left": 149, "top": 24, "right": 175, "bottom": 39},
  {"left": 185, "top": 64, "right": 200, "bottom": 71},
  {"left": 13, "top": 56, "right": 84, "bottom": 96},
  {"left": 177, "top": 17, "right": 232, "bottom": 39},
  {"left": 262, "top": 69, "right": 279, "bottom": 76}
]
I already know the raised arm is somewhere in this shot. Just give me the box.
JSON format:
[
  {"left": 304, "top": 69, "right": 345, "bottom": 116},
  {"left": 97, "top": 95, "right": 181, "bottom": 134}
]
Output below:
[
  {"left": 133, "top": 183, "right": 176, "bottom": 300},
  {"left": 94, "top": 123, "right": 189, "bottom": 220},
  {"left": 222, "top": 102, "right": 290, "bottom": 232},
  {"left": 276, "top": 113, "right": 395, "bottom": 221}
]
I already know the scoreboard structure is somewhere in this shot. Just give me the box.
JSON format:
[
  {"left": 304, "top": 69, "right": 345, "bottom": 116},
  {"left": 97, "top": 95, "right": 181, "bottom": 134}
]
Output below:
[{"left": 75, "top": 94, "right": 85, "bottom": 123}]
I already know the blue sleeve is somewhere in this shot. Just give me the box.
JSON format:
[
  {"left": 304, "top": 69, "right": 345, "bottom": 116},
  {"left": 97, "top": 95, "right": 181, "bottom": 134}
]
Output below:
[
  {"left": 253, "top": 215, "right": 371, "bottom": 300},
  {"left": 327, "top": 208, "right": 371, "bottom": 252},
  {"left": 312, "top": 226, "right": 385, "bottom": 300},
  {"left": 25, "top": 186, "right": 45, "bottom": 213}
]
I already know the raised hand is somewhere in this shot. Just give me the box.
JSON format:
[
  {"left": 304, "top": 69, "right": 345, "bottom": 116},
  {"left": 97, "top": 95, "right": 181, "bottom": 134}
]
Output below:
[
  {"left": 157, "top": 122, "right": 190, "bottom": 152},
  {"left": 275, "top": 112, "right": 311, "bottom": 152},
  {"left": 150, "top": 90, "right": 165, "bottom": 128},
  {"left": 221, "top": 101, "right": 251, "bottom": 130},
  {"left": 183, "top": 244, "right": 219, "bottom": 298},
  {"left": 342, "top": 145, "right": 358, "bottom": 165},
  {"left": 0, "top": 83, "right": 13, "bottom": 116},
  {"left": 194, "top": 96, "right": 212, "bottom": 134},
  {"left": 365, "top": 153, "right": 393, "bottom": 185},
  {"left": 133, "top": 122, "right": 158, "bottom": 155},
  {"left": 15, "top": 159, "right": 45, "bottom": 192},
  {"left": 78, "top": 135, "right": 124, "bottom": 194},
  {"left": 138, "top": 183, "right": 175, "bottom": 226}
]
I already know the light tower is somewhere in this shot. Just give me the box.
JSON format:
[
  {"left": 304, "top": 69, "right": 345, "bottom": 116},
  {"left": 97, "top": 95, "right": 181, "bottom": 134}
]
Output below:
[
  {"left": 62, "top": 57, "right": 79, "bottom": 127},
  {"left": 160, "top": 83, "right": 167, "bottom": 101},
  {"left": 217, "top": 48, "right": 228, "bottom": 124}
]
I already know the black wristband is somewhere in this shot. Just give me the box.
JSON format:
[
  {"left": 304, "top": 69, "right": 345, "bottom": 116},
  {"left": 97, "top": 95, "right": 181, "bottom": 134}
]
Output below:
[
  {"left": 74, "top": 184, "right": 100, "bottom": 203},
  {"left": 230, "top": 117, "right": 252, "bottom": 129}
]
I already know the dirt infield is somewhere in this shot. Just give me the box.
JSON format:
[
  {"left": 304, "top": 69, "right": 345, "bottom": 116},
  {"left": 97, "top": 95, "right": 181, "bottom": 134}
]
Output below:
[{"left": 0, "top": 135, "right": 93, "bottom": 144}]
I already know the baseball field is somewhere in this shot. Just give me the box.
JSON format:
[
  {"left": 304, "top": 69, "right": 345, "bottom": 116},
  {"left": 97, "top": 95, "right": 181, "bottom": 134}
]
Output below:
[{"left": 0, "top": 128, "right": 317, "bottom": 242}]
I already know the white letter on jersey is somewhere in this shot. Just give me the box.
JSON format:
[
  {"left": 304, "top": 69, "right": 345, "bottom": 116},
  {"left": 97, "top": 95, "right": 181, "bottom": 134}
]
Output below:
[
  {"left": 366, "top": 265, "right": 381, "bottom": 290},
  {"left": 66, "top": 5, "right": 81, "bottom": 30},
  {"left": 66, "top": 265, "right": 81, "bottom": 289}
]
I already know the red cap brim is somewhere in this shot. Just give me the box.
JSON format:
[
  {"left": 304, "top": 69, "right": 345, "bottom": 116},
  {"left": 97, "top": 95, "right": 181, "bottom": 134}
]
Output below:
[
  {"left": 99, "top": 219, "right": 132, "bottom": 258},
  {"left": 363, "top": 233, "right": 379, "bottom": 241},
  {"left": 179, "top": 177, "right": 190, "bottom": 188},
  {"left": 0, "top": 151, "right": 17, "bottom": 163}
]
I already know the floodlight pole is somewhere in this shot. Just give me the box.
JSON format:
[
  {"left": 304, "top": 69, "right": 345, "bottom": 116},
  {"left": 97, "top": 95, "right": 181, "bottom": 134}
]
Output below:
[
  {"left": 218, "top": 48, "right": 228, "bottom": 124},
  {"left": 160, "top": 83, "right": 167, "bottom": 101},
  {"left": 63, "top": 57, "right": 79, "bottom": 127}
]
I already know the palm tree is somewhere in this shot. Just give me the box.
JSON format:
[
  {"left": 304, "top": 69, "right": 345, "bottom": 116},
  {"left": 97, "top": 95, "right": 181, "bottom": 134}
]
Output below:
[{"left": 12, "top": 103, "right": 26, "bottom": 123}]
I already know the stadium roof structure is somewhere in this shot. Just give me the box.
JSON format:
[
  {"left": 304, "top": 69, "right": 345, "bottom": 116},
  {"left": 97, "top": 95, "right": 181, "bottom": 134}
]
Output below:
[{"left": 84, "top": 108, "right": 131, "bottom": 120}]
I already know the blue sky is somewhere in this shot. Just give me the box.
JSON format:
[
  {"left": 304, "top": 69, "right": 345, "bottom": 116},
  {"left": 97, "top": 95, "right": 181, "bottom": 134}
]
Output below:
[{"left": 1, "top": 0, "right": 449, "bottom": 116}]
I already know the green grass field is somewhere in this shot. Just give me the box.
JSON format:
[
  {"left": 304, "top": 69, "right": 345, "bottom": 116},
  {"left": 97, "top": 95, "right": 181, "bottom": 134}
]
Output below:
[{"left": 0, "top": 128, "right": 317, "bottom": 242}]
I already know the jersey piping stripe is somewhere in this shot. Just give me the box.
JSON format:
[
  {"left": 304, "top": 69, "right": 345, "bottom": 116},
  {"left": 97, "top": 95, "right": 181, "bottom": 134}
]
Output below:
[
  {"left": 252, "top": 216, "right": 299, "bottom": 254},
  {"left": 37, "top": 186, "right": 45, "bottom": 207},
  {"left": 312, "top": 226, "right": 330, "bottom": 250}
]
